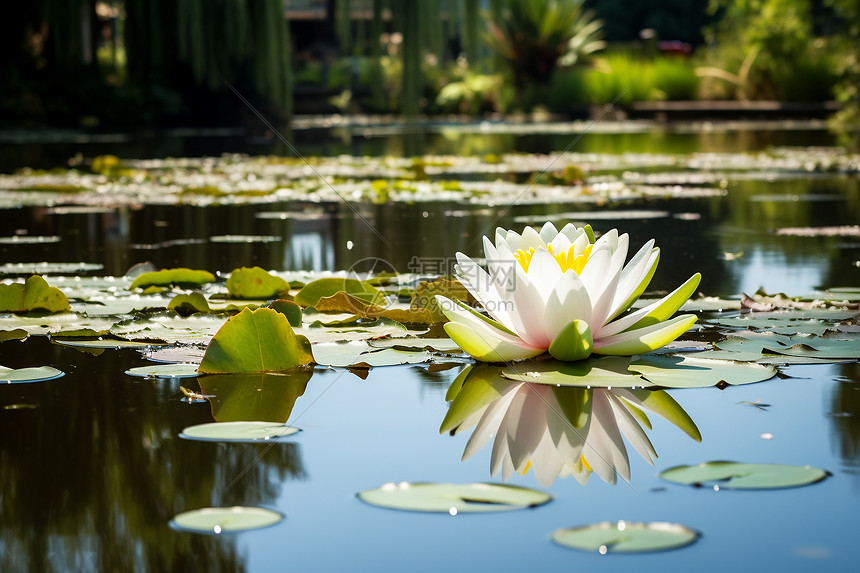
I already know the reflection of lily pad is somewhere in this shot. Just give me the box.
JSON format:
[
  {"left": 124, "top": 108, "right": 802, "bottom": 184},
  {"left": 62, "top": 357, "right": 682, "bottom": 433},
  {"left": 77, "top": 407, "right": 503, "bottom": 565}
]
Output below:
[
  {"left": 179, "top": 421, "right": 300, "bottom": 442},
  {"left": 357, "top": 482, "right": 551, "bottom": 513},
  {"left": 124, "top": 363, "right": 200, "bottom": 378},
  {"left": 198, "top": 308, "right": 314, "bottom": 373},
  {"left": 0, "top": 365, "right": 64, "bottom": 384},
  {"left": 198, "top": 371, "right": 311, "bottom": 422},
  {"left": 659, "top": 461, "right": 829, "bottom": 490},
  {"left": 170, "top": 506, "right": 284, "bottom": 534},
  {"left": 552, "top": 521, "right": 699, "bottom": 553}
]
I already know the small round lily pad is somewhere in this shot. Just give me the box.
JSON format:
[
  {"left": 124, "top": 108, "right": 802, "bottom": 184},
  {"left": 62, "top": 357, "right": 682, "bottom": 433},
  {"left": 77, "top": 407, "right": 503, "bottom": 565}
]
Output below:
[
  {"left": 659, "top": 461, "right": 829, "bottom": 490},
  {"left": 552, "top": 521, "right": 699, "bottom": 553},
  {"left": 170, "top": 506, "right": 283, "bottom": 534},
  {"left": 125, "top": 363, "right": 200, "bottom": 378},
  {"left": 357, "top": 482, "right": 552, "bottom": 513},
  {"left": 178, "top": 421, "right": 300, "bottom": 443},
  {"left": 0, "top": 365, "right": 64, "bottom": 384}
]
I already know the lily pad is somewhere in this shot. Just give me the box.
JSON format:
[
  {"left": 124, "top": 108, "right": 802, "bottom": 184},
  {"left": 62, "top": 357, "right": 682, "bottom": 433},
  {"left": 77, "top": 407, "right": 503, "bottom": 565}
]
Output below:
[
  {"left": 226, "top": 266, "right": 289, "bottom": 299},
  {"left": 198, "top": 307, "right": 314, "bottom": 373},
  {"left": 294, "top": 277, "right": 383, "bottom": 308},
  {"left": 0, "top": 262, "right": 103, "bottom": 275},
  {"left": 210, "top": 235, "right": 281, "bottom": 243},
  {"left": 659, "top": 461, "right": 829, "bottom": 489},
  {"left": 714, "top": 331, "right": 860, "bottom": 362},
  {"left": 628, "top": 355, "right": 777, "bottom": 388},
  {"left": 179, "top": 421, "right": 300, "bottom": 443},
  {"left": 170, "top": 506, "right": 284, "bottom": 534},
  {"left": 124, "top": 363, "right": 201, "bottom": 378},
  {"left": 0, "top": 235, "right": 60, "bottom": 244},
  {"left": 197, "top": 371, "right": 312, "bottom": 422},
  {"left": 501, "top": 356, "right": 645, "bottom": 388},
  {"left": 0, "top": 365, "right": 64, "bottom": 384},
  {"left": 52, "top": 338, "right": 168, "bottom": 350},
  {"left": 268, "top": 299, "right": 302, "bottom": 327},
  {"left": 130, "top": 268, "right": 215, "bottom": 290},
  {"left": 0, "top": 275, "right": 70, "bottom": 313},
  {"left": 357, "top": 482, "right": 552, "bottom": 513},
  {"left": 0, "top": 329, "right": 28, "bottom": 342},
  {"left": 311, "top": 342, "right": 433, "bottom": 368},
  {"left": 551, "top": 521, "right": 699, "bottom": 553}
]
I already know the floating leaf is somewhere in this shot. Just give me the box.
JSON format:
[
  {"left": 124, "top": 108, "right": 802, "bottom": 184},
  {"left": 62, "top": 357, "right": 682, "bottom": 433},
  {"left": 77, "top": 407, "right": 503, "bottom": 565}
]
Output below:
[
  {"left": 659, "top": 461, "right": 829, "bottom": 489},
  {"left": 178, "top": 421, "right": 300, "bottom": 442},
  {"left": 411, "top": 279, "right": 472, "bottom": 322},
  {"left": 170, "top": 506, "right": 284, "bottom": 534},
  {"left": 0, "top": 275, "right": 70, "bottom": 313},
  {"left": 198, "top": 308, "right": 313, "bottom": 373},
  {"left": 226, "top": 267, "right": 289, "bottom": 299},
  {"left": 268, "top": 299, "right": 302, "bottom": 327},
  {"left": 0, "top": 329, "right": 28, "bottom": 342},
  {"left": 293, "top": 277, "right": 383, "bottom": 308},
  {"left": 210, "top": 235, "right": 281, "bottom": 243},
  {"left": 311, "top": 342, "right": 433, "bottom": 368},
  {"left": 501, "top": 357, "right": 652, "bottom": 389},
  {"left": 357, "top": 482, "right": 551, "bottom": 513},
  {"left": 552, "top": 521, "right": 699, "bottom": 553},
  {"left": 0, "top": 365, "right": 64, "bottom": 384},
  {"left": 168, "top": 292, "right": 212, "bottom": 316},
  {"left": 197, "top": 371, "right": 311, "bottom": 422},
  {"left": 0, "top": 235, "right": 60, "bottom": 244},
  {"left": 628, "top": 355, "right": 777, "bottom": 388},
  {"left": 124, "top": 363, "right": 200, "bottom": 378},
  {"left": 130, "top": 268, "right": 215, "bottom": 290},
  {"left": 714, "top": 331, "right": 860, "bottom": 362},
  {"left": 53, "top": 338, "right": 168, "bottom": 350},
  {"left": 0, "top": 262, "right": 103, "bottom": 275}
]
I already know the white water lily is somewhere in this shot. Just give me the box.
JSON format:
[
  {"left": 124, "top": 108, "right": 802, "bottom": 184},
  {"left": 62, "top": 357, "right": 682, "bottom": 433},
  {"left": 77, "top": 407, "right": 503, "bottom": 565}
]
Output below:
[{"left": 438, "top": 222, "right": 700, "bottom": 362}]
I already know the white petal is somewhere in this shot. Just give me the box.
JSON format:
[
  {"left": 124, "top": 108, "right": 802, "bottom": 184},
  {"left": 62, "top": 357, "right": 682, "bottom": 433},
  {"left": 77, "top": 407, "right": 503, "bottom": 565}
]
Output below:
[
  {"left": 526, "top": 248, "right": 562, "bottom": 301},
  {"left": 509, "top": 265, "right": 552, "bottom": 347},
  {"left": 538, "top": 222, "right": 559, "bottom": 243},
  {"left": 543, "top": 270, "right": 593, "bottom": 341},
  {"left": 455, "top": 251, "right": 515, "bottom": 331},
  {"left": 608, "top": 241, "right": 658, "bottom": 320},
  {"left": 519, "top": 225, "right": 546, "bottom": 250},
  {"left": 578, "top": 242, "right": 614, "bottom": 299}
]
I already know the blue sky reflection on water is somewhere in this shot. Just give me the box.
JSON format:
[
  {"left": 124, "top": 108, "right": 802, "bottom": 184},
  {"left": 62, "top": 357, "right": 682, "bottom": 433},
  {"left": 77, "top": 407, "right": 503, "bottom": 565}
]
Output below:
[{"left": 228, "top": 362, "right": 860, "bottom": 572}]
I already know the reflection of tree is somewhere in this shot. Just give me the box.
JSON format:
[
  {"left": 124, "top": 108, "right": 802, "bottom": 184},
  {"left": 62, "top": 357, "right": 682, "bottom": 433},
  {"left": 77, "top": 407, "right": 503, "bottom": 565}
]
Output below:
[
  {"left": 441, "top": 364, "right": 700, "bottom": 486},
  {"left": 0, "top": 337, "right": 305, "bottom": 571},
  {"left": 830, "top": 362, "right": 860, "bottom": 479}
]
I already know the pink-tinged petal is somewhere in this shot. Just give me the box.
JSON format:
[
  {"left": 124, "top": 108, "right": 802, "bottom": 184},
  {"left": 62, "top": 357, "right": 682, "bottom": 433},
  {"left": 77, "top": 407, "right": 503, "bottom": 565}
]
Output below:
[
  {"left": 543, "top": 270, "right": 592, "bottom": 341},
  {"left": 509, "top": 265, "right": 552, "bottom": 347},
  {"left": 608, "top": 241, "right": 658, "bottom": 320},
  {"left": 594, "top": 314, "right": 698, "bottom": 355},
  {"left": 606, "top": 392, "right": 656, "bottom": 466},
  {"left": 578, "top": 242, "right": 614, "bottom": 299},
  {"left": 455, "top": 251, "right": 515, "bottom": 331},
  {"left": 598, "top": 273, "right": 701, "bottom": 338}
]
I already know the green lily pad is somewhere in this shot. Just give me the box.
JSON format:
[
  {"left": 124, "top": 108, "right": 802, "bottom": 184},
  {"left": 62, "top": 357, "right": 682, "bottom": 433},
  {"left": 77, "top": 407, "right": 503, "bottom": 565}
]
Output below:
[
  {"left": 0, "top": 235, "right": 60, "bottom": 244},
  {"left": 198, "top": 307, "right": 314, "bottom": 373},
  {"left": 715, "top": 331, "right": 860, "bottom": 362},
  {"left": 659, "top": 461, "right": 829, "bottom": 490},
  {"left": 226, "top": 267, "right": 289, "bottom": 299},
  {"left": 0, "top": 329, "right": 28, "bottom": 342},
  {"left": 551, "top": 521, "right": 699, "bottom": 554},
  {"left": 170, "top": 506, "right": 284, "bottom": 534},
  {"left": 0, "top": 365, "right": 64, "bottom": 384},
  {"left": 209, "top": 235, "right": 281, "bottom": 243},
  {"left": 708, "top": 317, "right": 833, "bottom": 336},
  {"left": 168, "top": 292, "right": 212, "bottom": 316},
  {"left": 124, "top": 363, "right": 200, "bottom": 378},
  {"left": 294, "top": 277, "right": 383, "bottom": 307},
  {"left": 197, "top": 371, "right": 312, "bottom": 422},
  {"left": 628, "top": 355, "right": 777, "bottom": 388},
  {"left": 130, "top": 268, "right": 215, "bottom": 290},
  {"left": 0, "top": 262, "right": 103, "bottom": 275},
  {"left": 179, "top": 421, "right": 300, "bottom": 443},
  {"left": 311, "top": 342, "right": 433, "bottom": 368},
  {"left": 501, "top": 357, "right": 653, "bottom": 389},
  {"left": 0, "top": 275, "right": 70, "bottom": 313},
  {"left": 52, "top": 338, "right": 169, "bottom": 350},
  {"left": 357, "top": 482, "right": 552, "bottom": 513},
  {"left": 268, "top": 299, "right": 302, "bottom": 327}
]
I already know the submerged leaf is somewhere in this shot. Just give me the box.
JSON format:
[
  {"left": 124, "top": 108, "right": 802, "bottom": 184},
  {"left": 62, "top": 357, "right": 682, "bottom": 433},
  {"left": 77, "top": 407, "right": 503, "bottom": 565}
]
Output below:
[{"left": 199, "top": 308, "right": 314, "bottom": 373}]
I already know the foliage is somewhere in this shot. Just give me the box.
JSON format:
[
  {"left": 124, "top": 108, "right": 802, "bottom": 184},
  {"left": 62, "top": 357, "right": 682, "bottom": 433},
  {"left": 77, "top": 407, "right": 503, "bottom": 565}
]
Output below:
[
  {"left": 697, "top": 0, "right": 838, "bottom": 100},
  {"left": 484, "top": 0, "right": 605, "bottom": 107},
  {"left": 826, "top": 0, "right": 860, "bottom": 147},
  {"left": 226, "top": 266, "right": 290, "bottom": 299}
]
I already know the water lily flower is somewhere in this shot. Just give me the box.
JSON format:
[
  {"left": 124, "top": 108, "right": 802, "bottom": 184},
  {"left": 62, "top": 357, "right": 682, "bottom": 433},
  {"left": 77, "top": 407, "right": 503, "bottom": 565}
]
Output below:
[{"left": 437, "top": 222, "right": 700, "bottom": 362}]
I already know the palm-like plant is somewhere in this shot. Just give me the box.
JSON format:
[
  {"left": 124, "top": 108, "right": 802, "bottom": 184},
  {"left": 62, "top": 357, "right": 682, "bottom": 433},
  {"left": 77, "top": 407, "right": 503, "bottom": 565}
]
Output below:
[{"left": 484, "top": 0, "right": 605, "bottom": 93}]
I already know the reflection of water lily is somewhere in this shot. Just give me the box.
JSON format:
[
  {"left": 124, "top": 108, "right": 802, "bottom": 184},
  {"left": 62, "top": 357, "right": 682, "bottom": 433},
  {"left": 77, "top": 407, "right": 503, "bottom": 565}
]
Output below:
[
  {"left": 438, "top": 222, "right": 700, "bottom": 362},
  {"left": 441, "top": 365, "right": 701, "bottom": 486}
]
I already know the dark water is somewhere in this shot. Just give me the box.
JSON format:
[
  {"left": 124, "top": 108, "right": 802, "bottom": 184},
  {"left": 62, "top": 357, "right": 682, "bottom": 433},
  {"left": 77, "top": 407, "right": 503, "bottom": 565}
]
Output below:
[{"left": 1, "top": 125, "right": 859, "bottom": 572}]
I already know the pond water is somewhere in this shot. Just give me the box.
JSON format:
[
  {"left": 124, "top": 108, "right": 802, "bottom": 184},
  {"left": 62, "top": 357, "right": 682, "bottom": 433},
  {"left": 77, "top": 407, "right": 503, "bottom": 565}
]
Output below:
[{"left": 1, "top": 122, "right": 859, "bottom": 571}]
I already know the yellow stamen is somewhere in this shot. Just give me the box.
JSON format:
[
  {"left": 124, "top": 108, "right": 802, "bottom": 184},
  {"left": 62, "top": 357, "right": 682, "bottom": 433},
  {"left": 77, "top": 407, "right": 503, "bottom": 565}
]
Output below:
[
  {"left": 581, "top": 454, "right": 592, "bottom": 472},
  {"left": 514, "top": 243, "right": 593, "bottom": 275}
]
